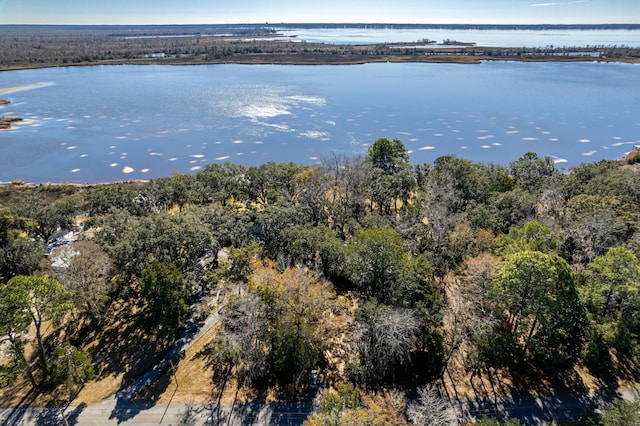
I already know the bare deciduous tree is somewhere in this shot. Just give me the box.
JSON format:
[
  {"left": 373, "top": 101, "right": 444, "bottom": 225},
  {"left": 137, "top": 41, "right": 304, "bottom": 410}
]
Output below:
[
  {"left": 357, "top": 303, "right": 419, "bottom": 382},
  {"left": 443, "top": 253, "right": 500, "bottom": 387},
  {"left": 406, "top": 384, "right": 457, "bottom": 426},
  {"left": 211, "top": 292, "right": 269, "bottom": 387},
  {"left": 51, "top": 241, "right": 114, "bottom": 325}
]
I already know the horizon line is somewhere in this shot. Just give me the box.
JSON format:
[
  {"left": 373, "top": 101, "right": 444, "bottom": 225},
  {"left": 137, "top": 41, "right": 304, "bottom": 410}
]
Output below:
[{"left": 2, "top": 22, "right": 639, "bottom": 27}]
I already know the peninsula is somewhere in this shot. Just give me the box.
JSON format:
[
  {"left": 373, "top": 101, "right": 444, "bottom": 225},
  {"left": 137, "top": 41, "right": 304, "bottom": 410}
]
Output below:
[{"left": 0, "top": 24, "right": 638, "bottom": 70}]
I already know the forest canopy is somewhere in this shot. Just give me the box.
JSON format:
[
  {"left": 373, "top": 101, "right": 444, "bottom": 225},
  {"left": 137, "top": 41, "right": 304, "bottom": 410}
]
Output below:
[{"left": 1, "top": 142, "right": 640, "bottom": 423}]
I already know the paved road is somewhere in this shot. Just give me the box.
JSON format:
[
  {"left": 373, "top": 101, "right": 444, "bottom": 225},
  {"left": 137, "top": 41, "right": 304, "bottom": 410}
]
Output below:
[
  {"left": 452, "top": 387, "right": 640, "bottom": 424},
  {"left": 0, "top": 398, "right": 316, "bottom": 425},
  {"left": 2, "top": 383, "right": 640, "bottom": 425},
  {"left": 3, "top": 387, "right": 640, "bottom": 425}
]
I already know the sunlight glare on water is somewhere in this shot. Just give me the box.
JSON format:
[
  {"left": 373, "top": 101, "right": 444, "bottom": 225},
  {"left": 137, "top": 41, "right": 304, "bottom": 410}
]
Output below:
[{"left": 1, "top": 62, "right": 639, "bottom": 183}]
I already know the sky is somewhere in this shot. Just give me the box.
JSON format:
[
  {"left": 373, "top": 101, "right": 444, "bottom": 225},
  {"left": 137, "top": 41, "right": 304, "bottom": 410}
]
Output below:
[{"left": 0, "top": 0, "right": 639, "bottom": 25}]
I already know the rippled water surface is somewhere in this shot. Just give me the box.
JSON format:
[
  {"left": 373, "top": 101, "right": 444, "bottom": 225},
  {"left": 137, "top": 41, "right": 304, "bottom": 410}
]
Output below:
[{"left": 1, "top": 62, "right": 639, "bottom": 183}]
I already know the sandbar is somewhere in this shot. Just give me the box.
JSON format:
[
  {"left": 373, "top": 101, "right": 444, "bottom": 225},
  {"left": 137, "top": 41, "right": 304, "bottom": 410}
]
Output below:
[
  {"left": 0, "top": 82, "right": 52, "bottom": 94},
  {"left": 0, "top": 116, "right": 23, "bottom": 130},
  {"left": 0, "top": 99, "right": 23, "bottom": 130}
]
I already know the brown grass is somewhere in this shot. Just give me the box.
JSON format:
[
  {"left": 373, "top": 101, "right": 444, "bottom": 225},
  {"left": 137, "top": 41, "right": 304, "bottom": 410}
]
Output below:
[
  {"left": 135, "top": 291, "right": 359, "bottom": 405},
  {"left": 143, "top": 322, "right": 223, "bottom": 404},
  {"left": 134, "top": 319, "right": 265, "bottom": 406},
  {"left": 0, "top": 300, "right": 176, "bottom": 408},
  {"left": 441, "top": 275, "right": 640, "bottom": 401},
  {"left": 2, "top": 273, "right": 639, "bottom": 410}
]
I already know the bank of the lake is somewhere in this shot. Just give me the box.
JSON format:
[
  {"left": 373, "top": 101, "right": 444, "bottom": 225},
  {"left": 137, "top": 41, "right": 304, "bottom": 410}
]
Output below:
[{"left": 1, "top": 46, "right": 639, "bottom": 73}]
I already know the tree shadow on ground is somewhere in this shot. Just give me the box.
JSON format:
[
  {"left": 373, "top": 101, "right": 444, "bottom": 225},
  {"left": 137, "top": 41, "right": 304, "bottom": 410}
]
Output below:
[
  {"left": 510, "top": 363, "right": 588, "bottom": 396},
  {"left": 217, "top": 394, "right": 315, "bottom": 426},
  {"left": 612, "top": 353, "right": 640, "bottom": 386},
  {"left": 33, "top": 402, "right": 87, "bottom": 426},
  {"left": 106, "top": 352, "right": 178, "bottom": 424},
  {"left": 130, "top": 366, "right": 173, "bottom": 404},
  {"left": 1, "top": 388, "right": 38, "bottom": 426},
  {"left": 454, "top": 361, "right": 625, "bottom": 424},
  {"left": 192, "top": 344, "right": 306, "bottom": 426},
  {"left": 84, "top": 301, "right": 176, "bottom": 424},
  {"left": 210, "top": 366, "right": 272, "bottom": 425},
  {"left": 176, "top": 404, "right": 204, "bottom": 426},
  {"left": 108, "top": 397, "right": 154, "bottom": 424},
  {"left": 32, "top": 387, "right": 85, "bottom": 426},
  {"left": 65, "top": 402, "right": 87, "bottom": 426},
  {"left": 0, "top": 367, "right": 88, "bottom": 419},
  {"left": 84, "top": 301, "right": 176, "bottom": 389},
  {"left": 586, "top": 361, "right": 619, "bottom": 391},
  {"left": 35, "top": 408, "right": 63, "bottom": 426}
]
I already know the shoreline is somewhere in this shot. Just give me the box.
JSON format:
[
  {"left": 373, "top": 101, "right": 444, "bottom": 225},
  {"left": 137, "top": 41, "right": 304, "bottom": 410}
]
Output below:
[
  {"left": 2, "top": 149, "right": 637, "bottom": 188},
  {"left": 1, "top": 53, "right": 639, "bottom": 72},
  {"left": 1, "top": 41, "right": 639, "bottom": 72},
  {"left": 0, "top": 179, "right": 150, "bottom": 188}
]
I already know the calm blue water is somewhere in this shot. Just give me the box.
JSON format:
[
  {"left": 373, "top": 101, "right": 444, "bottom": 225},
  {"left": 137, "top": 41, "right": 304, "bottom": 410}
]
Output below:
[
  {"left": 280, "top": 28, "right": 640, "bottom": 47},
  {"left": 1, "top": 62, "right": 639, "bottom": 183}
]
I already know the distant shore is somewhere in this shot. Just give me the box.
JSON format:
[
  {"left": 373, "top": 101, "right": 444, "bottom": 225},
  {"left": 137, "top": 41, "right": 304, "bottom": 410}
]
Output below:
[
  {"left": 1, "top": 23, "right": 639, "bottom": 71},
  {"left": 1, "top": 51, "right": 639, "bottom": 72}
]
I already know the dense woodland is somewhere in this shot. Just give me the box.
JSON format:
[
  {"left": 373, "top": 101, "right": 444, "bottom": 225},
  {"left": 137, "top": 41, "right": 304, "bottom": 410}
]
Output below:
[
  {"left": 2, "top": 140, "right": 640, "bottom": 424},
  {"left": 1, "top": 25, "right": 639, "bottom": 70}
]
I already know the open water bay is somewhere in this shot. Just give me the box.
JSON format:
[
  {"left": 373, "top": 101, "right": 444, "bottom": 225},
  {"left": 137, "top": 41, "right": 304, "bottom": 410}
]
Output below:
[
  {"left": 1, "top": 62, "right": 639, "bottom": 183},
  {"left": 280, "top": 27, "right": 640, "bottom": 47}
]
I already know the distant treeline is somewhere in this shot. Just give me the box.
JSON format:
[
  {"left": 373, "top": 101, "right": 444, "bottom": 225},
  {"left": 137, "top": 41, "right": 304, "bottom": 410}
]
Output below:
[{"left": 0, "top": 24, "right": 277, "bottom": 36}]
